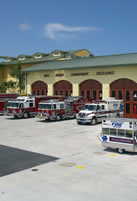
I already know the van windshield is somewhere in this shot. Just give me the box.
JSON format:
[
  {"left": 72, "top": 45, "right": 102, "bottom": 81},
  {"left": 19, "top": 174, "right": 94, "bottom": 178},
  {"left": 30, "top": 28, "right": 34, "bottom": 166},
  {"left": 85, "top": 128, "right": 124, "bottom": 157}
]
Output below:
[
  {"left": 83, "top": 105, "right": 96, "bottom": 111},
  {"left": 38, "top": 104, "right": 51, "bottom": 110}
]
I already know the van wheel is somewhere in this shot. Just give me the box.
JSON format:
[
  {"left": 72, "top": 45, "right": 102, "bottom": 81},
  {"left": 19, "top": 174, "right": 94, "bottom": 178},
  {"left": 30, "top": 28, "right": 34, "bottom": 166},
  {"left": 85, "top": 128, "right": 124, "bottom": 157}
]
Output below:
[
  {"left": 118, "top": 148, "right": 124, "bottom": 154},
  {"left": 91, "top": 117, "right": 97, "bottom": 125},
  {"left": 56, "top": 114, "right": 62, "bottom": 121},
  {"left": 23, "top": 112, "right": 29, "bottom": 118}
]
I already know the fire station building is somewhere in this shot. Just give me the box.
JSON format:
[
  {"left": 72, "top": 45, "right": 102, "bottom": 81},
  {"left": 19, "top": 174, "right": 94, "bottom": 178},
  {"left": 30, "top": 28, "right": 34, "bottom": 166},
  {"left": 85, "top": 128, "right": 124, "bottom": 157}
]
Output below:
[{"left": 1, "top": 49, "right": 137, "bottom": 118}]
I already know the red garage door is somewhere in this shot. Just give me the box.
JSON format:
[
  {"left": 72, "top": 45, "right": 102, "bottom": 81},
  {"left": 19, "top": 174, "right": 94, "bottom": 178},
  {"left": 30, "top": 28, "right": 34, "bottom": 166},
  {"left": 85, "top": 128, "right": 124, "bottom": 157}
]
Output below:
[
  {"left": 32, "top": 81, "right": 48, "bottom": 95},
  {"left": 79, "top": 79, "right": 102, "bottom": 100},
  {"left": 110, "top": 78, "right": 137, "bottom": 118},
  {"left": 54, "top": 80, "right": 72, "bottom": 97}
]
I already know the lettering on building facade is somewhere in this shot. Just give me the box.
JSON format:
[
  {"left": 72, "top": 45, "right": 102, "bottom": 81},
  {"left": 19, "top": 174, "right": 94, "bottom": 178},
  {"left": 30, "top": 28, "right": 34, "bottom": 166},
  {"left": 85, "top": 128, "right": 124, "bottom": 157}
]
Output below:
[
  {"left": 96, "top": 71, "right": 114, "bottom": 75},
  {"left": 44, "top": 74, "right": 50, "bottom": 77},
  {"left": 71, "top": 72, "right": 89, "bottom": 76},
  {"left": 56, "top": 74, "right": 64, "bottom": 77}
]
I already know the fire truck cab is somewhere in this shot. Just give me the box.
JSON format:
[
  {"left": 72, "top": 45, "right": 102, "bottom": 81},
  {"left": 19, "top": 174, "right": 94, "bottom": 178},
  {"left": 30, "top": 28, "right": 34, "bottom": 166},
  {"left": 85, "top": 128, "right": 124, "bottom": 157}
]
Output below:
[
  {"left": 7, "top": 96, "right": 35, "bottom": 118},
  {"left": 37, "top": 96, "right": 86, "bottom": 121},
  {"left": 6, "top": 95, "right": 62, "bottom": 118},
  {"left": 0, "top": 93, "right": 18, "bottom": 115}
]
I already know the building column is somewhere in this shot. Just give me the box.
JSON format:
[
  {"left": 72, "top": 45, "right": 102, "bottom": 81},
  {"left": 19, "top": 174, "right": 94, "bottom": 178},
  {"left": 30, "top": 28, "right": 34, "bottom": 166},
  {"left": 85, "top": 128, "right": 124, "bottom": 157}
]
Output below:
[
  {"left": 72, "top": 84, "right": 79, "bottom": 96},
  {"left": 102, "top": 84, "right": 110, "bottom": 100},
  {"left": 48, "top": 84, "right": 53, "bottom": 96},
  {"left": 27, "top": 84, "right": 31, "bottom": 95}
]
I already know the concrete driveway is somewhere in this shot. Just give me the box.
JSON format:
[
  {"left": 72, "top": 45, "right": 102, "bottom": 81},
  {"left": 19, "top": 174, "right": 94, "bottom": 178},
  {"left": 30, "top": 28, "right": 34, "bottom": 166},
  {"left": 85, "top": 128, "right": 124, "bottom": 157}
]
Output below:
[{"left": 0, "top": 116, "right": 137, "bottom": 201}]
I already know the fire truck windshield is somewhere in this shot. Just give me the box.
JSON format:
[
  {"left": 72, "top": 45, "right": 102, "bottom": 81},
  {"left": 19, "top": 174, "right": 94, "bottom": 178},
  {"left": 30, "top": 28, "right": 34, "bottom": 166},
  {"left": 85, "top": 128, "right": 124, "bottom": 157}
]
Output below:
[
  {"left": 83, "top": 104, "right": 96, "bottom": 111},
  {"left": 7, "top": 102, "right": 19, "bottom": 108},
  {"left": 38, "top": 104, "right": 51, "bottom": 110}
]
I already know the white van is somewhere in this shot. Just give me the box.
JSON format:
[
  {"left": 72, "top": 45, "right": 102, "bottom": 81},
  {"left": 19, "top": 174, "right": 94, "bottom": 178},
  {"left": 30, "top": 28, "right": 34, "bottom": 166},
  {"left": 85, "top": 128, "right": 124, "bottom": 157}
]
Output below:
[{"left": 102, "top": 118, "right": 137, "bottom": 153}]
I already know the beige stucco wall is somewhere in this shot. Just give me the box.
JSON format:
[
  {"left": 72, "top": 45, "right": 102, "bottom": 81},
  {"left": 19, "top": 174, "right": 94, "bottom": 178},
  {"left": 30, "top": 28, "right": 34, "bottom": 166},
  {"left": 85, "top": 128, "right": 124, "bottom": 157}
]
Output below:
[
  {"left": 26, "top": 64, "right": 137, "bottom": 99},
  {"left": 0, "top": 68, "right": 2, "bottom": 84}
]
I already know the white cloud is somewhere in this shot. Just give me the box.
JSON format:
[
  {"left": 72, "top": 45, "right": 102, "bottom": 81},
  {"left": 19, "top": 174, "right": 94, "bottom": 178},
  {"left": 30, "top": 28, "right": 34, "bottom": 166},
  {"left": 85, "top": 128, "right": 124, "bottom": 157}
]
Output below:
[
  {"left": 18, "top": 23, "right": 32, "bottom": 31},
  {"left": 43, "top": 23, "right": 100, "bottom": 40}
]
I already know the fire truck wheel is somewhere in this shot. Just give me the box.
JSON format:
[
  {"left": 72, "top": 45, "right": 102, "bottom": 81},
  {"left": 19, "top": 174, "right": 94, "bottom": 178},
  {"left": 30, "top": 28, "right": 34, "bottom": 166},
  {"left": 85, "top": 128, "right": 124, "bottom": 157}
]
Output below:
[
  {"left": 117, "top": 148, "right": 124, "bottom": 154},
  {"left": 56, "top": 114, "right": 62, "bottom": 121},
  {"left": 14, "top": 115, "right": 18, "bottom": 119},
  {"left": 91, "top": 117, "right": 97, "bottom": 125},
  {"left": 23, "top": 112, "right": 29, "bottom": 118}
]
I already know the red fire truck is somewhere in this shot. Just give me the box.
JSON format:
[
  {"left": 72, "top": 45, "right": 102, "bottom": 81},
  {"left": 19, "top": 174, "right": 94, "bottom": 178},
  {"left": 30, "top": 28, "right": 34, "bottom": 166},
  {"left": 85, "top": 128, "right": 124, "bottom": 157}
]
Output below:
[
  {"left": 0, "top": 93, "right": 19, "bottom": 115},
  {"left": 6, "top": 95, "right": 64, "bottom": 118},
  {"left": 37, "top": 96, "right": 89, "bottom": 121}
]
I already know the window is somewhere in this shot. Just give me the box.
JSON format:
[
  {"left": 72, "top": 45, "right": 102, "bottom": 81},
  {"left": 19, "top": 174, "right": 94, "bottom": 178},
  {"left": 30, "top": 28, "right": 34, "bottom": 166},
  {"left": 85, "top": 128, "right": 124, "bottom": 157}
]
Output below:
[
  {"left": 119, "top": 91, "right": 122, "bottom": 99},
  {"left": 126, "top": 91, "right": 130, "bottom": 101},
  {"left": 112, "top": 90, "right": 115, "bottom": 98},
  {"left": 102, "top": 128, "right": 109, "bottom": 135},
  {"left": 84, "top": 105, "right": 96, "bottom": 111},
  {"left": 35, "top": 55, "right": 42, "bottom": 59},
  {"left": 133, "top": 91, "right": 137, "bottom": 101},
  {"left": 60, "top": 104, "right": 65, "bottom": 109},
  {"left": 126, "top": 130, "right": 133, "bottom": 138},
  {"left": 38, "top": 104, "right": 51, "bottom": 110},
  {"left": 93, "top": 91, "right": 96, "bottom": 100},
  {"left": 101, "top": 105, "right": 105, "bottom": 110},
  {"left": 110, "top": 128, "right": 117, "bottom": 136},
  {"left": 60, "top": 90, "right": 63, "bottom": 95},
  {"left": 33, "top": 91, "right": 35, "bottom": 95},
  {"left": 81, "top": 90, "right": 84, "bottom": 97},
  {"left": 70, "top": 90, "right": 72, "bottom": 96},
  {"left": 37, "top": 90, "right": 40, "bottom": 95},
  {"left": 87, "top": 90, "right": 90, "bottom": 99},
  {"left": 126, "top": 104, "right": 130, "bottom": 114},
  {"left": 65, "top": 90, "right": 68, "bottom": 97},
  {"left": 53, "top": 104, "right": 56, "bottom": 109},
  {"left": 29, "top": 103, "right": 33, "bottom": 107},
  {"left": 42, "top": 90, "right": 44, "bottom": 95},
  {"left": 96, "top": 105, "right": 100, "bottom": 111},
  {"left": 53, "top": 52, "right": 61, "bottom": 56},
  {"left": 99, "top": 91, "right": 102, "bottom": 100},
  {"left": 118, "top": 129, "right": 125, "bottom": 137},
  {"left": 55, "top": 90, "right": 58, "bottom": 95}
]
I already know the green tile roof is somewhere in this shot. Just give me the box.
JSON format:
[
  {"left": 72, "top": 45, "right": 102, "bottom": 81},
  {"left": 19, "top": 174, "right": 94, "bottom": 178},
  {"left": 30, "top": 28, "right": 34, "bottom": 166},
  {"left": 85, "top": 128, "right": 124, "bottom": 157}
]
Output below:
[
  {"left": 0, "top": 49, "right": 90, "bottom": 65},
  {"left": 22, "top": 52, "right": 137, "bottom": 72}
]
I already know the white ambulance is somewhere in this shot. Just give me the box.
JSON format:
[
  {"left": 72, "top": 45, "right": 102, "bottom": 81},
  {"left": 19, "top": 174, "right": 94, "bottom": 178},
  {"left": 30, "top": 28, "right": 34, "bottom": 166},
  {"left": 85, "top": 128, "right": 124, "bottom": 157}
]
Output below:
[{"left": 76, "top": 98, "right": 124, "bottom": 125}]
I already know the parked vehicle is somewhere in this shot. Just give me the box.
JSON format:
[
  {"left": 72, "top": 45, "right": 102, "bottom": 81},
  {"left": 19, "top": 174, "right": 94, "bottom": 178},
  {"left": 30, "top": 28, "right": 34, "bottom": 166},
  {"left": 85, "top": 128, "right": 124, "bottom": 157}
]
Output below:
[
  {"left": 76, "top": 97, "right": 124, "bottom": 125},
  {"left": 0, "top": 93, "right": 18, "bottom": 115},
  {"left": 6, "top": 95, "right": 63, "bottom": 118},
  {"left": 102, "top": 118, "right": 137, "bottom": 154},
  {"left": 37, "top": 96, "right": 87, "bottom": 121}
]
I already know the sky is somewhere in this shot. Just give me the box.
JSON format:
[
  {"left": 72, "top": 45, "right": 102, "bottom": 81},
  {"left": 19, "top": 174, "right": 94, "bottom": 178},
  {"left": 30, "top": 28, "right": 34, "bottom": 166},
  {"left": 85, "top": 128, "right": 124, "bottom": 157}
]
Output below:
[{"left": 0, "top": 0, "right": 137, "bottom": 57}]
